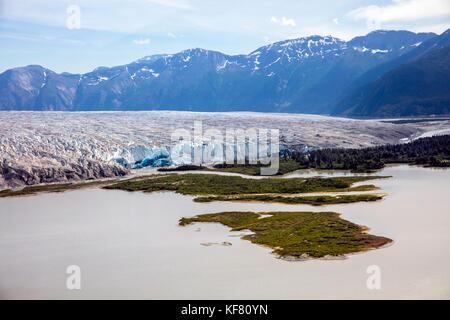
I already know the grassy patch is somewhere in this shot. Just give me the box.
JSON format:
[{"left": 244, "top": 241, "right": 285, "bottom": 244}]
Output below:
[
  {"left": 157, "top": 165, "right": 206, "bottom": 172},
  {"left": 193, "top": 194, "right": 384, "bottom": 205},
  {"left": 0, "top": 180, "right": 116, "bottom": 198},
  {"left": 213, "top": 159, "right": 304, "bottom": 176},
  {"left": 179, "top": 211, "right": 392, "bottom": 258},
  {"left": 104, "top": 173, "right": 387, "bottom": 196}
]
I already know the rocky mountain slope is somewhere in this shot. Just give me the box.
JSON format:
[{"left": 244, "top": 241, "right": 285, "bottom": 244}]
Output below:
[
  {"left": 333, "top": 29, "right": 450, "bottom": 117},
  {"left": 0, "top": 30, "right": 439, "bottom": 115},
  {"left": 334, "top": 44, "right": 450, "bottom": 117}
]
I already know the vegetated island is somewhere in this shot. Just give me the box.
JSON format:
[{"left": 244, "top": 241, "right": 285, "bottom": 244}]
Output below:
[
  {"left": 193, "top": 194, "right": 385, "bottom": 206},
  {"left": 0, "top": 171, "right": 391, "bottom": 260},
  {"left": 0, "top": 173, "right": 386, "bottom": 205},
  {"left": 212, "top": 158, "right": 303, "bottom": 175},
  {"left": 157, "top": 160, "right": 302, "bottom": 175},
  {"left": 104, "top": 174, "right": 387, "bottom": 196},
  {"left": 179, "top": 211, "right": 392, "bottom": 259},
  {"left": 211, "top": 135, "right": 450, "bottom": 175}
]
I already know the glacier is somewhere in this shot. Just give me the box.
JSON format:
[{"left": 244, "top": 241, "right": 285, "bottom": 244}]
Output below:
[
  {"left": 1, "top": 111, "right": 449, "bottom": 189},
  {"left": 110, "top": 145, "right": 172, "bottom": 169}
]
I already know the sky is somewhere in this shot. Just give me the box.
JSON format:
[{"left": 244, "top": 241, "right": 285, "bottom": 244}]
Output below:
[{"left": 1, "top": 0, "right": 449, "bottom": 73}]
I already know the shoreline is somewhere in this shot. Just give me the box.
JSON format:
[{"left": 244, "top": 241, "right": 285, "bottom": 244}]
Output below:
[{"left": 179, "top": 211, "right": 393, "bottom": 260}]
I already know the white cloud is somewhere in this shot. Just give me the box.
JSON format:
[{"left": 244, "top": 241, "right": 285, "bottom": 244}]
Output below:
[
  {"left": 348, "top": 0, "right": 450, "bottom": 26},
  {"left": 167, "top": 32, "right": 177, "bottom": 38},
  {"left": 146, "top": 0, "right": 192, "bottom": 10},
  {"left": 407, "top": 22, "right": 450, "bottom": 34},
  {"left": 286, "top": 24, "right": 365, "bottom": 41},
  {"left": 281, "top": 17, "right": 296, "bottom": 27},
  {"left": 270, "top": 16, "right": 296, "bottom": 27},
  {"left": 0, "top": 32, "right": 86, "bottom": 45},
  {"left": 133, "top": 38, "right": 150, "bottom": 45},
  {"left": 333, "top": 18, "right": 339, "bottom": 25}
]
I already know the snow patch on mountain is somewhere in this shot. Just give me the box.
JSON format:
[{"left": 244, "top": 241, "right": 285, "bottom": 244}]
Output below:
[{"left": 371, "top": 49, "right": 389, "bottom": 54}]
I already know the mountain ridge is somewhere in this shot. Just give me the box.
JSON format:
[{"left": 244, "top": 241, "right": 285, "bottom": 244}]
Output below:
[
  {"left": 334, "top": 44, "right": 450, "bottom": 117},
  {"left": 0, "top": 29, "right": 447, "bottom": 117}
]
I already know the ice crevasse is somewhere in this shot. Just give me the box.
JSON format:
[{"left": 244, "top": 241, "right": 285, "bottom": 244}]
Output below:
[
  {"left": 107, "top": 141, "right": 285, "bottom": 169},
  {"left": 107, "top": 143, "right": 209, "bottom": 169}
]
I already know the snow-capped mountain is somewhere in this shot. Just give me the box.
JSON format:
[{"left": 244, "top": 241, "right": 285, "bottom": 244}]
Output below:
[
  {"left": 0, "top": 30, "right": 441, "bottom": 115},
  {"left": 333, "top": 29, "right": 450, "bottom": 117}
]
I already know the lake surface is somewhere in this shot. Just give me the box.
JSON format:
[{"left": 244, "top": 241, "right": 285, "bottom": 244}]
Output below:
[{"left": 0, "top": 165, "right": 449, "bottom": 299}]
